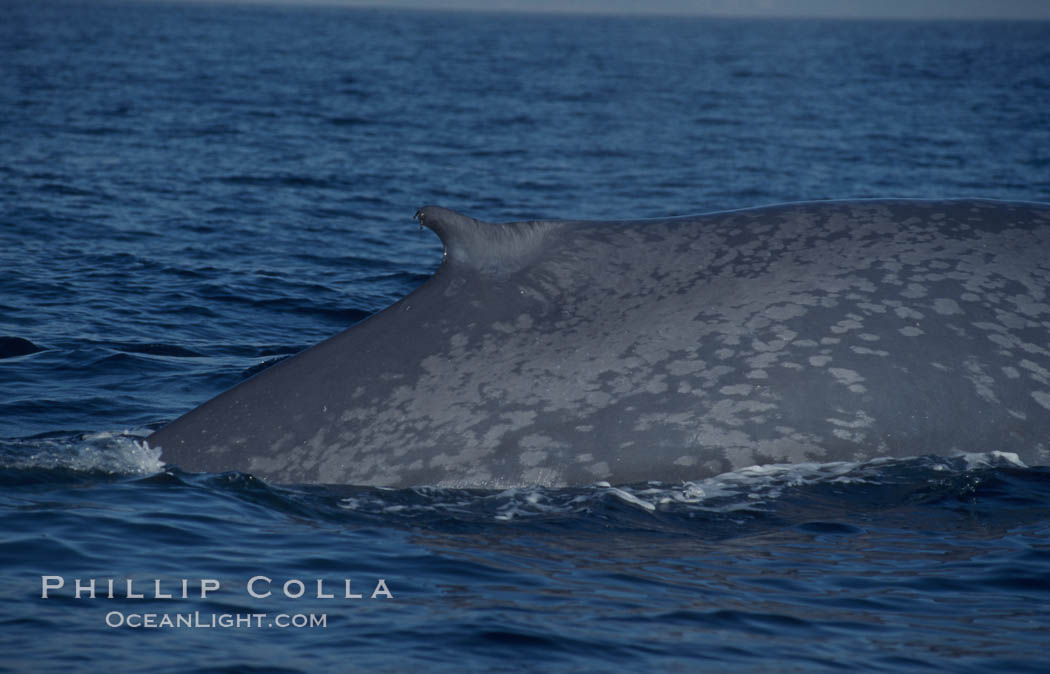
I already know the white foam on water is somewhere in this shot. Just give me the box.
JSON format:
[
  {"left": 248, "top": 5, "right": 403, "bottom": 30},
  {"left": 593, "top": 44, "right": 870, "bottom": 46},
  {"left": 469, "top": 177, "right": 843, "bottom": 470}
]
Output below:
[
  {"left": 3, "top": 429, "right": 164, "bottom": 476},
  {"left": 332, "top": 451, "right": 1029, "bottom": 522},
  {"left": 603, "top": 485, "right": 657, "bottom": 512},
  {"left": 958, "top": 450, "right": 1026, "bottom": 469}
]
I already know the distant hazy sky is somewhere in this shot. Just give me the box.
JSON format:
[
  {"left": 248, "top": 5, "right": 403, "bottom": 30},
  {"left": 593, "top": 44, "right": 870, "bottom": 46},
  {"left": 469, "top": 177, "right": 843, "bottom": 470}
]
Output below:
[{"left": 178, "top": 0, "right": 1050, "bottom": 20}]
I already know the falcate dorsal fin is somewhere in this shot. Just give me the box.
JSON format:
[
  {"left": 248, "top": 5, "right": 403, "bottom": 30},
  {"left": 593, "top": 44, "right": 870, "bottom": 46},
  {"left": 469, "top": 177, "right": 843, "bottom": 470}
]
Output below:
[{"left": 415, "top": 206, "right": 560, "bottom": 274}]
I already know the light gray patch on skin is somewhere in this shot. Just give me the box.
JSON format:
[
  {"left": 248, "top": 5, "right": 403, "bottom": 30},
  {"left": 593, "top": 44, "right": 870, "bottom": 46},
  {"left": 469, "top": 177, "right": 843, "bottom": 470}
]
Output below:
[
  {"left": 695, "top": 426, "right": 755, "bottom": 463},
  {"left": 482, "top": 423, "right": 513, "bottom": 446},
  {"left": 765, "top": 303, "right": 808, "bottom": 321},
  {"left": 503, "top": 410, "right": 537, "bottom": 426},
  {"left": 520, "top": 467, "right": 563, "bottom": 486},
  {"left": 587, "top": 462, "right": 611, "bottom": 477},
  {"left": 753, "top": 339, "right": 787, "bottom": 352},
  {"left": 748, "top": 352, "right": 779, "bottom": 369},
  {"left": 699, "top": 365, "right": 735, "bottom": 388},
  {"left": 851, "top": 346, "right": 890, "bottom": 356},
  {"left": 831, "top": 318, "right": 863, "bottom": 334},
  {"left": 998, "top": 312, "right": 1029, "bottom": 330},
  {"left": 706, "top": 399, "right": 777, "bottom": 426},
  {"left": 964, "top": 358, "right": 1000, "bottom": 404},
  {"left": 895, "top": 306, "right": 925, "bottom": 320},
  {"left": 828, "top": 411, "right": 875, "bottom": 429},
  {"left": 1021, "top": 360, "right": 1050, "bottom": 386},
  {"left": 645, "top": 377, "right": 669, "bottom": 394},
  {"left": 634, "top": 411, "right": 694, "bottom": 433},
  {"left": 858, "top": 333, "right": 880, "bottom": 341},
  {"left": 1032, "top": 392, "right": 1050, "bottom": 411},
  {"left": 519, "top": 433, "right": 560, "bottom": 452},
  {"left": 829, "top": 367, "right": 866, "bottom": 394},
  {"left": 586, "top": 391, "right": 612, "bottom": 407},
  {"left": 720, "top": 384, "right": 753, "bottom": 396},
  {"left": 901, "top": 283, "right": 928, "bottom": 299},
  {"left": 933, "top": 298, "right": 963, "bottom": 315},
  {"left": 1003, "top": 366, "right": 1021, "bottom": 379},
  {"left": 1005, "top": 287, "right": 1049, "bottom": 315},
  {"left": 667, "top": 359, "right": 707, "bottom": 376},
  {"left": 753, "top": 434, "right": 827, "bottom": 465},
  {"left": 519, "top": 450, "right": 548, "bottom": 467},
  {"left": 809, "top": 355, "right": 832, "bottom": 367},
  {"left": 746, "top": 370, "right": 769, "bottom": 380},
  {"left": 899, "top": 326, "right": 924, "bottom": 337}
]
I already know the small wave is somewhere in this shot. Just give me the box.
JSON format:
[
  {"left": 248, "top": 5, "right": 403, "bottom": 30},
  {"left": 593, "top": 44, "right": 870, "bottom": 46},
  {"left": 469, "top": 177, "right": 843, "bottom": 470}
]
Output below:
[
  {"left": 5, "top": 443, "right": 1032, "bottom": 529},
  {"left": 216, "top": 174, "right": 346, "bottom": 190},
  {"left": 239, "top": 355, "right": 291, "bottom": 379},
  {"left": 327, "top": 116, "right": 376, "bottom": 127},
  {"left": 117, "top": 342, "right": 204, "bottom": 358},
  {"left": 0, "top": 430, "right": 163, "bottom": 480},
  {"left": 334, "top": 452, "right": 1034, "bottom": 523}
]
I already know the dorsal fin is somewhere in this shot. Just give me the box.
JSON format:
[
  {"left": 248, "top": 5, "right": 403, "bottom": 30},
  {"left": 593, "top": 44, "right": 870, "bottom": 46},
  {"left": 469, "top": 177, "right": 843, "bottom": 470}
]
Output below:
[{"left": 415, "top": 206, "right": 558, "bottom": 274}]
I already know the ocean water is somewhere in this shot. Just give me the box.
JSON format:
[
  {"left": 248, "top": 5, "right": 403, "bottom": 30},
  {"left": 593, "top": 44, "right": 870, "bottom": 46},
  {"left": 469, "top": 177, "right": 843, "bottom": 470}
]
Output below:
[{"left": 2, "top": 1, "right": 1050, "bottom": 670}]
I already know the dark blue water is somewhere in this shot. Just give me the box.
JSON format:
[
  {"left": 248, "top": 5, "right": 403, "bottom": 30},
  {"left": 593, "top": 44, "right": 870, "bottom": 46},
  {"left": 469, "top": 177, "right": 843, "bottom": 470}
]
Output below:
[{"left": 2, "top": 1, "right": 1050, "bottom": 670}]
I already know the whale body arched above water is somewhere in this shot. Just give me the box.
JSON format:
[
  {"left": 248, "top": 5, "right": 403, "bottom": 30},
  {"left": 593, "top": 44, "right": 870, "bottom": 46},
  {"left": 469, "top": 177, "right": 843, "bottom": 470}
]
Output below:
[{"left": 150, "top": 200, "right": 1050, "bottom": 487}]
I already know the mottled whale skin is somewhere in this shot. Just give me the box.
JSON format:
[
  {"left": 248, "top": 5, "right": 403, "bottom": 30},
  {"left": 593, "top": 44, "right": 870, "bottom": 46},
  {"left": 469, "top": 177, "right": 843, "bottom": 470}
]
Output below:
[{"left": 151, "top": 200, "right": 1050, "bottom": 487}]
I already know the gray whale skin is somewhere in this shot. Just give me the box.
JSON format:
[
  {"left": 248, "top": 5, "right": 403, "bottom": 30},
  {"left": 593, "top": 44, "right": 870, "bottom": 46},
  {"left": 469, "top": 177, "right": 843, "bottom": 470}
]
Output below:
[{"left": 150, "top": 200, "right": 1050, "bottom": 487}]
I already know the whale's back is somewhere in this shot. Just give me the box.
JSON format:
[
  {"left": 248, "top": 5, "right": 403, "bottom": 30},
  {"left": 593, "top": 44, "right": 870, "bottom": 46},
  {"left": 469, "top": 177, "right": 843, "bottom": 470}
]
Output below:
[{"left": 150, "top": 200, "right": 1050, "bottom": 486}]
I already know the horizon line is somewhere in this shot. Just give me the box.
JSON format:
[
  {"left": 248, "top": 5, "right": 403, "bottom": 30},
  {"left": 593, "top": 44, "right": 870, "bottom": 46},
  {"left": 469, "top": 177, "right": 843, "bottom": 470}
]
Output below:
[{"left": 111, "top": 0, "right": 1050, "bottom": 22}]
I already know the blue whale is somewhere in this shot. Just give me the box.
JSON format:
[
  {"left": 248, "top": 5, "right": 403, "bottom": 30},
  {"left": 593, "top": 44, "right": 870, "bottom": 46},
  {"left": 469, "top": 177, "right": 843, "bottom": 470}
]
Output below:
[{"left": 150, "top": 200, "right": 1050, "bottom": 487}]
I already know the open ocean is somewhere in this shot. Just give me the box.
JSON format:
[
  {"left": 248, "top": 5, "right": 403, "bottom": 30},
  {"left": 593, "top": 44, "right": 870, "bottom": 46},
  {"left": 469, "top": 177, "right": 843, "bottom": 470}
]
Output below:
[{"left": 2, "top": 1, "right": 1049, "bottom": 670}]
